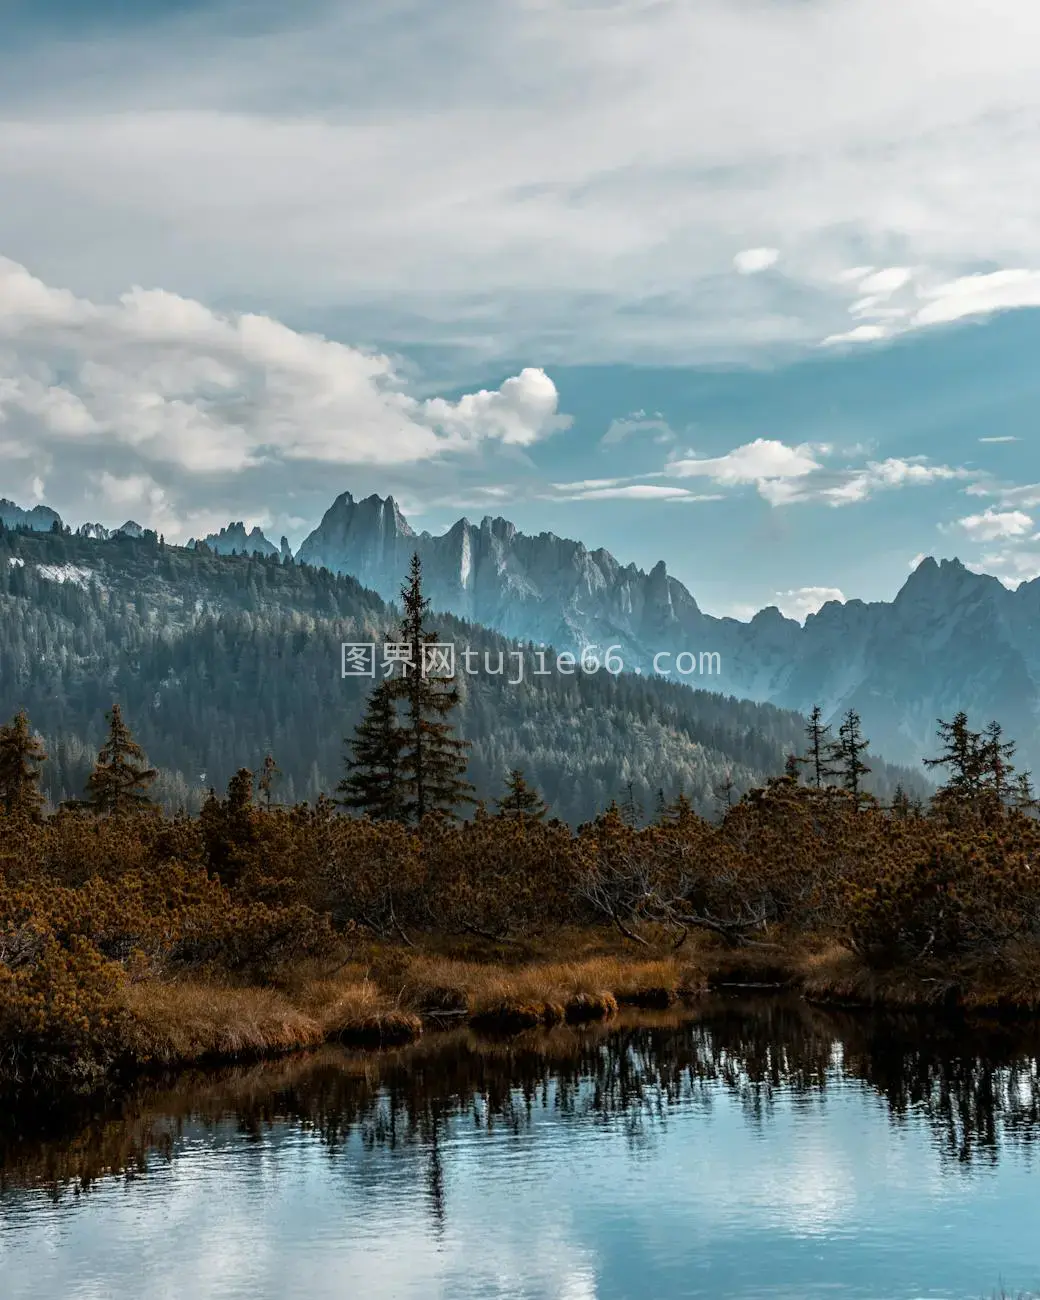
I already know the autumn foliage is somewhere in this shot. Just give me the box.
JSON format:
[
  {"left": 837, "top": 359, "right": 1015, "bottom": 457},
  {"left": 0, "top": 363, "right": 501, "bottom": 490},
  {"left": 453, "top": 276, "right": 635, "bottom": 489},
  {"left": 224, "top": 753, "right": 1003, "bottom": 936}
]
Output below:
[{"left": 5, "top": 697, "right": 1040, "bottom": 1091}]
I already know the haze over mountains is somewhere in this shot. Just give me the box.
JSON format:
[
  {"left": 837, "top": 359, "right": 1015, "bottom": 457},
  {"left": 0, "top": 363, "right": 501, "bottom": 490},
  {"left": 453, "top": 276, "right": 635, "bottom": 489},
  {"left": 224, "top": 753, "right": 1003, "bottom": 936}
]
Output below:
[{"left": 5, "top": 489, "right": 1037, "bottom": 773}]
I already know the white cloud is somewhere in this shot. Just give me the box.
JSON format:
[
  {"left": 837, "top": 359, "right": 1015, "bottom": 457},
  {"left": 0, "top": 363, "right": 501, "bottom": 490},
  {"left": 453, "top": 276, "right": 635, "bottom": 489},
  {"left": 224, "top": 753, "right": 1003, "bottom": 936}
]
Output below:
[
  {"left": 549, "top": 478, "right": 720, "bottom": 503},
  {"left": 6, "top": 2, "right": 1040, "bottom": 363},
  {"left": 913, "top": 269, "right": 1040, "bottom": 326},
  {"left": 821, "top": 323, "right": 890, "bottom": 347},
  {"left": 0, "top": 257, "right": 570, "bottom": 538},
  {"left": 666, "top": 438, "right": 821, "bottom": 485},
  {"left": 857, "top": 267, "right": 914, "bottom": 296},
  {"left": 978, "top": 435, "right": 1019, "bottom": 443},
  {"left": 964, "top": 480, "right": 1040, "bottom": 509},
  {"left": 955, "top": 507, "right": 1033, "bottom": 542},
  {"left": 601, "top": 411, "right": 675, "bottom": 446},
  {"left": 774, "top": 586, "right": 846, "bottom": 621},
  {"left": 971, "top": 548, "right": 1040, "bottom": 586},
  {"left": 733, "top": 248, "right": 779, "bottom": 275}
]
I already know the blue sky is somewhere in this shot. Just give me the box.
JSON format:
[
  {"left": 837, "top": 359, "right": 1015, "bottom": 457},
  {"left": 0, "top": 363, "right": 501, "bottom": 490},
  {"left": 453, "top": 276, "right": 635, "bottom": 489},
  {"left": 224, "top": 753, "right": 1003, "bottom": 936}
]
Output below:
[{"left": 2, "top": 0, "right": 1040, "bottom": 618}]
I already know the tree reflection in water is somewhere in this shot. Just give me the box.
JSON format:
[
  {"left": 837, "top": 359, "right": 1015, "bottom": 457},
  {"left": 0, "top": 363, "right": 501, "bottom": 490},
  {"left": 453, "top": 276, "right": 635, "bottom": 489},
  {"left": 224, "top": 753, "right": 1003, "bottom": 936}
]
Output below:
[{"left": 3, "top": 996, "right": 1040, "bottom": 1202}]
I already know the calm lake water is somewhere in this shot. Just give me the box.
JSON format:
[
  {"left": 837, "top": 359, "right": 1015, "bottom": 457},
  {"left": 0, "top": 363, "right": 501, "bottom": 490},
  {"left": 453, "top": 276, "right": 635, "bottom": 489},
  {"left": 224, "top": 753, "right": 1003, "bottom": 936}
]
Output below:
[{"left": 1, "top": 997, "right": 1039, "bottom": 1300}]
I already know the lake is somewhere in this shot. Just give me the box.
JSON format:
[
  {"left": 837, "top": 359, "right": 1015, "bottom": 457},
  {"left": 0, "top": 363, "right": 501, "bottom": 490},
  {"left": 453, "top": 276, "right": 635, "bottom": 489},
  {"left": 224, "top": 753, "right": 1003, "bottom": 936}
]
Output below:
[{"left": 1, "top": 997, "right": 1038, "bottom": 1299}]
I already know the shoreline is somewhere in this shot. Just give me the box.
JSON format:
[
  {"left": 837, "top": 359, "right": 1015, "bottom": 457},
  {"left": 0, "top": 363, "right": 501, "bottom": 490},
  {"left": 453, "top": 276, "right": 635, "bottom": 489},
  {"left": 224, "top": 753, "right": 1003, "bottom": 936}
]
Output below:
[{"left": 5, "top": 934, "right": 1040, "bottom": 1104}]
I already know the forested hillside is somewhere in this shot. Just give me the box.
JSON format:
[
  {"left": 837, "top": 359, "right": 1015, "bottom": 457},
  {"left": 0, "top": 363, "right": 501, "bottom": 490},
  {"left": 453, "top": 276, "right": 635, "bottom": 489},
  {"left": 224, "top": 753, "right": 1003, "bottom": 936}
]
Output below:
[{"left": 0, "top": 524, "right": 927, "bottom": 821}]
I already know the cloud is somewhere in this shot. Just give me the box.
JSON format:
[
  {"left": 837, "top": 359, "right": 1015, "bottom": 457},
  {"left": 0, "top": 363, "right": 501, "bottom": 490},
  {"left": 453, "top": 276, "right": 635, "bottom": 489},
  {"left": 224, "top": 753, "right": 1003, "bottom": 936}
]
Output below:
[
  {"left": 970, "top": 548, "right": 1040, "bottom": 587},
  {"left": 6, "top": 1, "right": 1040, "bottom": 365},
  {"left": 964, "top": 480, "right": 1040, "bottom": 509},
  {"left": 914, "top": 269, "right": 1040, "bottom": 326},
  {"left": 978, "top": 435, "right": 1019, "bottom": 443},
  {"left": 549, "top": 478, "right": 720, "bottom": 503},
  {"left": 661, "top": 438, "right": 976, "bottom": 508},
  {"left": 666, "top": 438, "right": 821, "bottom": 485},
  {"left": 600, "top": 411, "right": 676, "bottom": 446},
  {"left": 954, "top": 507, "right": 1033, "bottom": 542},
  {"left": 774, "top": 586, "right": 846, "bottom": 621},
  {"left": 733, "top": 248, "right": 779, "bottom": 275},
  {"left": 0, "top": 257, "right": 570, "bottom": 538},
  {"left": 825, "top": 266, "right": 1040, "bottom": 347}
]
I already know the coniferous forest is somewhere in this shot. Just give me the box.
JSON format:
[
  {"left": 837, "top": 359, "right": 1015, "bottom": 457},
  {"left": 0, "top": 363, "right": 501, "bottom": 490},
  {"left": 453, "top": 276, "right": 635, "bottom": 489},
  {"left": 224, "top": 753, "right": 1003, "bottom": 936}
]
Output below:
[{"left": 0, "top": 522, "right": 928, "bottom": 822}]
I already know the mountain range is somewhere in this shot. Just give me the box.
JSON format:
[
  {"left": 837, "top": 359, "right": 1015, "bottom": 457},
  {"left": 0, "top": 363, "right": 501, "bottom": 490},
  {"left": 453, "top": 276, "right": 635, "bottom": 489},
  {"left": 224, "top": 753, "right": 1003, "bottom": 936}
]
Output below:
[
  {"left": 3, "top": 521, "right": 927, "bottom": 823},
  {"left": 5, "top": 488, "right": 1036, "bottom": 773}
]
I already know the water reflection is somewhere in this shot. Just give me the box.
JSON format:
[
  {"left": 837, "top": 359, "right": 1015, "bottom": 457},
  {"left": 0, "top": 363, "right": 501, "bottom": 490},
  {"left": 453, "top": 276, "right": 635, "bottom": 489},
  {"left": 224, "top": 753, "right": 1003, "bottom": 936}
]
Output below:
[
  {"left": 2, "top": 997, "right": 1040, "bottom": 1300},
  {"left": 3, "top": 997, "right": 1040, "bottom": 1194}
]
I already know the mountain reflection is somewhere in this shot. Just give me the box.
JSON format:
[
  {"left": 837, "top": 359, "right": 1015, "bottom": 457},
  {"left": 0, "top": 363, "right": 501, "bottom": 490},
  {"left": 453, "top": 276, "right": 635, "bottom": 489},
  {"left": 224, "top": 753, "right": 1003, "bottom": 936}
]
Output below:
[{"left": 3, "top": 996, "right": 1040, "bottom": 1199}]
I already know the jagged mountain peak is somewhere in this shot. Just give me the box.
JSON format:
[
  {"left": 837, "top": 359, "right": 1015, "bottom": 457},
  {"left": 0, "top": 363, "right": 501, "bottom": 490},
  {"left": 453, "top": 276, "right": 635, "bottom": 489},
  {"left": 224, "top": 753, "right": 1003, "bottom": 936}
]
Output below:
[
  {"left": 193, "top": 522, "right": 279, "bottom": 558},
  {"left": 0, "top": 498, "right": 64, "bottom": 533}
]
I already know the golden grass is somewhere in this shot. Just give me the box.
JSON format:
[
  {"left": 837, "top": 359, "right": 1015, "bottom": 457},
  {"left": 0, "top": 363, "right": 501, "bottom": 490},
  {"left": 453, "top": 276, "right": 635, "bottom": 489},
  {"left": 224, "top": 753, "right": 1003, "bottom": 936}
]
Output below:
[
  {"left": 122, "top": 980, "right": 325, "bottom": 1064},
  {"left": 100, "top": 932, "right": 1040, "bottom": 1076},
  {"left": 122, "top": 970, "right": 424, "bottom": 1067}
]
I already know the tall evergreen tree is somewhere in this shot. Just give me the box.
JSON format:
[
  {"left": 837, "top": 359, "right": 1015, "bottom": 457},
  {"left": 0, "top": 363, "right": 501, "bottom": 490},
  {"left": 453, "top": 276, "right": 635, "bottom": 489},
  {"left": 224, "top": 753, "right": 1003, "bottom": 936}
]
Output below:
[
  {"left": 980, "top": 719, "right": 1016, "bottom": 802},
  {"left": 799, "top": 704, "right": 839, "bottom": 788},
  {"left": 924, "top": 711, "right": 985, "bottom": 796},
  {"left": 393, "top": 554, "right": 474, "bottom": 821},
  {"left": 336, "top": 679, "right": 407, "bottom": 820},
  {"left": 495, "top": 767, "right": 548, "bottom": 820},
  {"left": 83, "top": 704, "right": 157, "bottom": 814},
  {"left": 0, "top": 709, "right": 47, "bottom": 817},
  {"left": 834, "top": 709, "right": 871, "bottom": 797},
  {"left": 619, "top": 779, "right": 643, "bottom": 826}
]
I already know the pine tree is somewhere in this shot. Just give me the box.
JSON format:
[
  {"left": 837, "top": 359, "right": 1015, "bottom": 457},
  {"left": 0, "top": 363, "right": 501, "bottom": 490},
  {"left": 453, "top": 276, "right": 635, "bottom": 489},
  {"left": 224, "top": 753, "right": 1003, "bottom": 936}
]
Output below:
[
  {"left": 495, "top": 767, "right": 548, "bottom": 820},
  {"left": 662, "top": 790, "right": 697, "bottom": 826},
  {"left": 979, "top": 719, "right": 1016, "bottom": 803},
  {"left": 799, "top": 704, "right": 839, "bottom": 788},
  {"left": 392, "top": 553, "right": 474, "bottom": 821},
  {"left": 890, "top": 783, "right": 912, "bottom": 819},
  {"left": 924, "top": 712, "right": 985, "bottom": 797},
  {"left": 783, "top": 752, "right": 801, "bottom": 782},
  {"left": 258, "top": 752, "right": 280, "bottom": 809},
  {"left": 1013, "top": 769, "right": 1037, "bottom": 814},
  {"left": 336, "top": 679, "right": 407, "bottom": 820},
  {"left": 0, "top": 709, "right": 47, "bottom": 817},
  {"left": 619, "top": 779, "right": 643, "bottom": 826},
  {"left": 84, "top": 704, "right": 157, "bottom": 814},
  {"left": 834, "top": 709, "right": 871, "bottom": 797}
]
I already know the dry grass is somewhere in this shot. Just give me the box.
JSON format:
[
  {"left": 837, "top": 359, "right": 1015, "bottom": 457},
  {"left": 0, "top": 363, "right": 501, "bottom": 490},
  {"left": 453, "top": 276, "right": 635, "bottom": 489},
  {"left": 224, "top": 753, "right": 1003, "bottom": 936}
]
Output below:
[
  {"left": 122, "top": 968, "right": 423, "bottom": 1066},
  {"left": 122, "top": 980, "right": 325, "bottom": 1064},
  {"left": 387, "top": 953, "right": 692, "bottom": 1030},
  {"left": 107, "top": 932, "right": 1040, "bottom": 1074}
]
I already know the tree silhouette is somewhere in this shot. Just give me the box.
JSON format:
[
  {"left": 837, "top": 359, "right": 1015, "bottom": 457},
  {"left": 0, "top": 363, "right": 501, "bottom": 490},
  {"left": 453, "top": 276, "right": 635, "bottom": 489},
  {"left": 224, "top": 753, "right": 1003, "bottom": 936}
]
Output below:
[
  {"left": 799, "top": 705, "right": 840, "bottom": 788},
  {"left": 337, "top": 679, "right": 407, "bottom": 820},
  {"left": 494, "top": 768, "right": 548, "bottom": 820},
  {"left": 0, "top": 709, "right": 47, "bottom": 817},
  {"left": 834, "top": 710, "right": 871, "bottom": 798},
  {"left": 83, "top": 704, "right": 156, "bottom": 814},
  {"left": 392, "top": 554, "right": 474, "bottom": 821}
]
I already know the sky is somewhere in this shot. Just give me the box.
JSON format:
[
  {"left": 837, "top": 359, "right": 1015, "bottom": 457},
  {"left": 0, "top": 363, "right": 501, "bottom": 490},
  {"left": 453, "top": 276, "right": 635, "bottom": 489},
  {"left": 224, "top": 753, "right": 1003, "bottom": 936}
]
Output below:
[{"left": 2, "top": 0, "right": 1040, "bottom": 618}]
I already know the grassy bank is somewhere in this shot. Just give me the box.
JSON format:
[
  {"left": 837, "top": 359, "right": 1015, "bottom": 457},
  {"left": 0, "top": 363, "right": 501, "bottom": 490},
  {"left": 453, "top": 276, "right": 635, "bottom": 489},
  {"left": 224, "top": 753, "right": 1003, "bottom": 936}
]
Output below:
[{"left": 5, "top": 929, "right": 1034, "bottom": 1097}]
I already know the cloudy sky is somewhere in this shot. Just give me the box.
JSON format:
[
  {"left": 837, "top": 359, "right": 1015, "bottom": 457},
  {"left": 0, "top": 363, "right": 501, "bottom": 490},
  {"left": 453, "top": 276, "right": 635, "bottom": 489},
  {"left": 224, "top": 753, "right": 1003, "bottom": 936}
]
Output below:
[{"left": 3, "top": 0, "right": 1040, "bottom": 617}]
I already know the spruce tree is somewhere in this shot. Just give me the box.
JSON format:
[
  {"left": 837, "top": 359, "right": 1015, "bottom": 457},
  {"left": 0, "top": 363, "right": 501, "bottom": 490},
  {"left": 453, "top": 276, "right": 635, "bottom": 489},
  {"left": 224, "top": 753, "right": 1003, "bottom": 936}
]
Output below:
[
  {"left": 924, "top": 712, "right": 985, "bottom": 797},
  {"left": 336, "top": 679, "right": 407, "bottom": 820},
  {"left": 834, "top": 709, "right": 871, "bottom": 797},
  {"left": 84, "top": 704, "right": 157, "bottom": 814},
  {"left": 980, "top": 719, "right": 1016, "bottom": 803},
  {"left": 392, "top": 553, "right": 474, "bottom": 821},
  {"left": 495, "top": 767, "right": 548, "bottom": 820},
  {"left": 0, "top": 709, "right": 47, "bottom": 818},
  {"left": 619, "top": 779, "right": 643, "bottom": 826},
  {"left": 799, "top": 704, "right": 839, "bottom": 787}
]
